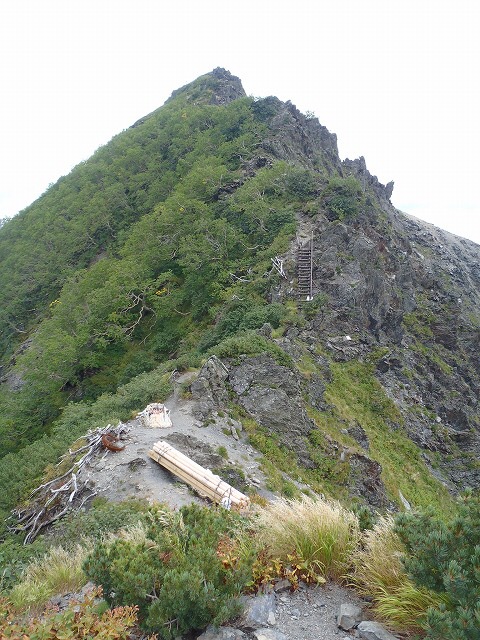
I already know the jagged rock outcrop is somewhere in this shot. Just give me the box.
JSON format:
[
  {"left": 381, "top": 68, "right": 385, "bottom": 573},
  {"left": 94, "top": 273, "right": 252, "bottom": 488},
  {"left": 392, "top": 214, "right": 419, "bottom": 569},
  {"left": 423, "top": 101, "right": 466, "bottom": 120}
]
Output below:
[
  {"left": 190, "top": 352, "right": 390, "bottom": 507},
  {"left": 258, "top": 98, "right": 341, "bottom": 173},
  {"left": 191, "top": 355, "right": 230, "bottom": 420},
  {"left": 229, "top": 354, "right": 316, "bottom": 468},
  {"left": 271, "top": 155, "right": 480, "bottom": 490}
]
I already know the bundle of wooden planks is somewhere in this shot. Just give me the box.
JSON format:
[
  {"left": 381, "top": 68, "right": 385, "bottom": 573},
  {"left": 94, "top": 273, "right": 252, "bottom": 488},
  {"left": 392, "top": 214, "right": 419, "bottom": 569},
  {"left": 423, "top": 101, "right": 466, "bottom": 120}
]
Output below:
[{"left": 148, "top": 440, "right": 250, "bottom": 510}]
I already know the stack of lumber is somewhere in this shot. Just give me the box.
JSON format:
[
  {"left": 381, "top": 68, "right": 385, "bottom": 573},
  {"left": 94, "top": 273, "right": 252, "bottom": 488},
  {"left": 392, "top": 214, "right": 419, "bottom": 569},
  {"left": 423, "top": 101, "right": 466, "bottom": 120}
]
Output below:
[{"left": 148, "top": 440, "right": 250, "bottom": 510}]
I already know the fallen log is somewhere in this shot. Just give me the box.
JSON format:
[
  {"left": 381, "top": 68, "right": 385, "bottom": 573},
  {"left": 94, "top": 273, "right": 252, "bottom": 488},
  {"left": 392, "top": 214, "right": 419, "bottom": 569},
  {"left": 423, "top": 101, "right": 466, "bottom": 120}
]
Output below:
[{"left": 148, "top": 440, "right": 250, "bottom": 509}]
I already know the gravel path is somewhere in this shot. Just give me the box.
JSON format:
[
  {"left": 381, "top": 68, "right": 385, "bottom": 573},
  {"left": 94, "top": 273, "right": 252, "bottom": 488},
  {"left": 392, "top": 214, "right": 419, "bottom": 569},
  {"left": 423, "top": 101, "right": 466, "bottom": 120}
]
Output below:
[
  {"left": 85, "top": 372, "right": 271, "bottom": 507},
  {"left": 273, "top": 582, "right": 365, "bottom": 640}
]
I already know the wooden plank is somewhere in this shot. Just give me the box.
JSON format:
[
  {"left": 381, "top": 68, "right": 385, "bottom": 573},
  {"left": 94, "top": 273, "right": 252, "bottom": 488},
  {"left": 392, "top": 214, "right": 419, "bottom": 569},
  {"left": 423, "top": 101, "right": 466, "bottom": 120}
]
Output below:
[
  {"left": 151, "top": 442, "right": 246, "bottom": 502},
  {"left": 149, "top": 451, "right": 244, "bottom": 506},
  {"left": 148, "top": 441, "right": 249, "bottom": 507},
  {"left": 148, "top": 450, "right": 217, "bottom": 500},
  {"left": 152, "top": 445, "right": 247, "bottom": 504},
  {"left": 149, "top": 449, "right": 244, "bottom": 505}
]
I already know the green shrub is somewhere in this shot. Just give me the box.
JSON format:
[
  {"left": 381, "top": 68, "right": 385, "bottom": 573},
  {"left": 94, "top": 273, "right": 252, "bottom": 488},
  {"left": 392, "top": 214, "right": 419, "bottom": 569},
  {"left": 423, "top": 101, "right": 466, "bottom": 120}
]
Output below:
[
  {"left": 83, "top": 504, "right": 256, "bottom": 639},
  {"left": 199, "top": 301, "right": 285, "bottom": 352},
  {"left": 210, "top": 331, "right": 292, "bottom": 367},
  {"left": 0, "top": 537, "right": 48, "bottom": 593},
  {"left": 51, "top": 498, "right": 150, "bottom": 548},
  {"left": 303, "top": 292, "right": 328, "bottom": 321},
  {"left": 395, "top": 492, "right": 480, "bottom": 640},
  {"left": 322, "top": 175, "right": 365, "bottom": 220},
  {"left": 351, "top": 503, "right": 377, "bottom": 531},
  {"left": 284, "top": 168, "right": 319, "bottom": 199},
  {"left": 216, "top": 446, "right": 229, "bottom": 460}
]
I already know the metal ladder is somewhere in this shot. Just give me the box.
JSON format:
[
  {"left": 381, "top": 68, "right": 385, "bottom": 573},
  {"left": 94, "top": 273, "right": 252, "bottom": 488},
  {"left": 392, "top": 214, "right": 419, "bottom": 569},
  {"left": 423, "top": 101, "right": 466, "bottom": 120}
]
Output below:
[{"left": 297, "top": 235, "right": 313, "bottom": 301}]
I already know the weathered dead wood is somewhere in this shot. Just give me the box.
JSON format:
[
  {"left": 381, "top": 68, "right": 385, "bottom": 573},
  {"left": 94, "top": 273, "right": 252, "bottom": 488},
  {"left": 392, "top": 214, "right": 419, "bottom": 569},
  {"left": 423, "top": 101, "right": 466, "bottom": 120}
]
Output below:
[{"left": 10, "top": 422, "right": 129, "bottom": 544}]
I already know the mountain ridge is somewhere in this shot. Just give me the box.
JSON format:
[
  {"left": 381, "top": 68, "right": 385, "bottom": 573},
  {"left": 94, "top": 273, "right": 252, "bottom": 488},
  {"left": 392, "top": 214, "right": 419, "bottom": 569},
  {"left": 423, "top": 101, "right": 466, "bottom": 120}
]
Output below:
[{"left": 0, "top": 68, "right": 478, "bottom": 523}]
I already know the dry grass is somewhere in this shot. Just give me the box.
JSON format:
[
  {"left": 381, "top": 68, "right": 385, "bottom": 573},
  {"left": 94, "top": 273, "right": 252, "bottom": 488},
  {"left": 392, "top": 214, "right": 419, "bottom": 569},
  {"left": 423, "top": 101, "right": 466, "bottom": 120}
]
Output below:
[
  {"left": 351, "top": 516, "right": 406, "bottom": 594},
  {"left": 106, "top": 520, "right": 150, "bottom": 545},
  {"left": 9, "top": 544, "right": 91, "bottom": 612},
  {"left": 257, "top": 495, "right": 360, "bottom": 581},
  {"left": 351, "top": 515, "right": 444, "bottom": 632}
]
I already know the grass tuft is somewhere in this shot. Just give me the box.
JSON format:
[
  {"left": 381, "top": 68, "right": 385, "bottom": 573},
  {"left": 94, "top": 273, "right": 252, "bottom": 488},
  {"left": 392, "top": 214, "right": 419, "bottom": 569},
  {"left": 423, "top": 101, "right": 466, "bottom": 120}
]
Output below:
[
  {"left": 9, "top": 544, "right": 91, "bottom": 612},
  {"left": 351, "top": 516, "right": 445, "bottom": 632},
  {"left": 258, "top": 495, "right": 360, "bottom": 581}
]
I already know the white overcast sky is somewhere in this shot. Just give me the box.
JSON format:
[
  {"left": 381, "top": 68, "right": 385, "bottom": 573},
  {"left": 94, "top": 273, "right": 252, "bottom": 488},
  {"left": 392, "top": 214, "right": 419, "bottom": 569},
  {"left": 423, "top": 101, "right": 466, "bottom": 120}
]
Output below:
[{"left": 1, "top": 0, "right": 479, "bottom": 245}]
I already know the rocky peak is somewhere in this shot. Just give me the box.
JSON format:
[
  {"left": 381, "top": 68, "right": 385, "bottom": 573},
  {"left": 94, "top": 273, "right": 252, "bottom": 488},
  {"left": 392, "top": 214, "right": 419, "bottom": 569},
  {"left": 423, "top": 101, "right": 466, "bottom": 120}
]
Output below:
[
  {"left": 258, "top": 97, "right": 341, "bottom": 172},
  {"left": 167, "top": 67, "right": 246, "bottom": 106},
  {"left": 342, "top": 156, "right": 394, "bottom": 203}
]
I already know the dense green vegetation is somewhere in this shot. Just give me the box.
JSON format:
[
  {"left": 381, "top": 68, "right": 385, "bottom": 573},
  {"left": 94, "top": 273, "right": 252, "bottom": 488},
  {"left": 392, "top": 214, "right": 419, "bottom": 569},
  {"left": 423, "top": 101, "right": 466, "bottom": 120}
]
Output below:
[
  {"left": 84, "top": 503, "right": 255, "bottom": 638},
  {"left": 395, "top": 492, "right": 480, "bottom": 640},
  {"left": 321, "top": 175, "right": 365, "bottom": 220},
  {"left": 2, "top": 496, "right": 468, "bottom": 638},
  {"left": 0, "top": 71, "right": 310, "bottom": 467}
]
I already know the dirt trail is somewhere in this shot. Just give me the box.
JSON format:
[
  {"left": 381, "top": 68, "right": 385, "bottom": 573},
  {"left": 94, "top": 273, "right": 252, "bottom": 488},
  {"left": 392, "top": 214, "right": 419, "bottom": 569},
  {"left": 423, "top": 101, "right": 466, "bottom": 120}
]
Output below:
[{"left": 85, "top": 372, "right": 271, "bottom": 508}]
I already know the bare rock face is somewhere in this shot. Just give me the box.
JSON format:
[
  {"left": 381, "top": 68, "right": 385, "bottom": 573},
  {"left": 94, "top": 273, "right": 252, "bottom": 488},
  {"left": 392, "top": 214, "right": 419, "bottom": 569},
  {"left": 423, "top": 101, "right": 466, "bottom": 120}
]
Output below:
[
  {"left": 191, "top": 355, "right": 229, "bottom": 419},
  {"left": 257, "top": 97, "right": 340, "bottom": 173},
  {"left": 284, "top": 157, "right": 480, "bottom": 491},
  {"left": 208, "top": 67, "right": 246, "bottom": 105},
  {"left": 346, "top": 422, "right": 370, "bottom": 451},
  {"left": 238, "top": 593, "right": 276, "bottom": 631},
  {"left": 228, "top": 355, "right": 317, "bottom": 467},
  {"left": 348, "top": 454, "right": 388, "bottom": 508}
]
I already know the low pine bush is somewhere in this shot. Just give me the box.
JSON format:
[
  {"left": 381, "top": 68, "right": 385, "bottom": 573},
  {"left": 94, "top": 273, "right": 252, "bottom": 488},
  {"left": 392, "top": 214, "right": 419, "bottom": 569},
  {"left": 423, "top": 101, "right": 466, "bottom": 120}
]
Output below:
[
  {"left": 395, "top": 491, "right": 480, "bottom": 640},
  {"left": 83, "top": 504, "right": 257, "bottom": 639}
]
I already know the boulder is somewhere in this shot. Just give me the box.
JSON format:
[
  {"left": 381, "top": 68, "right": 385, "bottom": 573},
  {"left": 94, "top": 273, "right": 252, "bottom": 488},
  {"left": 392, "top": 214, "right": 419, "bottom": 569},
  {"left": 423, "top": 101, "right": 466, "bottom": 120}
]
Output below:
[
  {"left": 357, "top": 620, "right": 400, "bottom": 640},
  {"left": 337, "top": 603, "right": 363, "bottom": 630},
  {"left": 238, "top": 593, "right": 276, "bottom": 630}
]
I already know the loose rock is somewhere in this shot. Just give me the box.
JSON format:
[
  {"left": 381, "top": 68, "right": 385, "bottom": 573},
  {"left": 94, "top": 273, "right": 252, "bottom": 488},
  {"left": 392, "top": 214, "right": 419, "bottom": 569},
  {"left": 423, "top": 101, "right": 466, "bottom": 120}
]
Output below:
[
  {"left": 357, "top": 620, "right": 400, "bottom": 640},
  {"left": 238, "top": 593, "right": 276, "bottom": 630},
  {"left": 337, "top": 603, "right": 363, "bottom": 630}
]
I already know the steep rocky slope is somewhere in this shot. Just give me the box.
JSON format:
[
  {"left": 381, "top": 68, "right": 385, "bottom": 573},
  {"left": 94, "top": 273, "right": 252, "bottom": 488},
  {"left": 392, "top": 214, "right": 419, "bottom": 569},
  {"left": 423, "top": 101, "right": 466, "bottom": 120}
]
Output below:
[{"left": 234, "top": 90, "right": 480, "bottom": 493}]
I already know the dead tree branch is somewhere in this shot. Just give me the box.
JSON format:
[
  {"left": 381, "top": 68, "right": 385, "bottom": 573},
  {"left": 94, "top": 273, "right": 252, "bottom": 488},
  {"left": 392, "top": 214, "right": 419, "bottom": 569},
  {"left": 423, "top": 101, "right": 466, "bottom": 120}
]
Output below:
[{"left": 10, "top": 422, "right": 129, "bottom": 544}]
